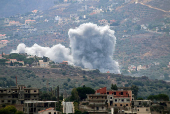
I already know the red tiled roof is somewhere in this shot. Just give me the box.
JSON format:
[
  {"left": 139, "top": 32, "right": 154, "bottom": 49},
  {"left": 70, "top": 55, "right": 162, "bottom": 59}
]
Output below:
[{"left": 38, "top": 108, "right": 54, "bottom": 113}]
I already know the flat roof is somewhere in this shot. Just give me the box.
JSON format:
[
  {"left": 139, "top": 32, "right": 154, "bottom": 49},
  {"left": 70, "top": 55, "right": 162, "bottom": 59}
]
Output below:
[{"left": 24, "top": 100, "right": 57, "bottom": 103}]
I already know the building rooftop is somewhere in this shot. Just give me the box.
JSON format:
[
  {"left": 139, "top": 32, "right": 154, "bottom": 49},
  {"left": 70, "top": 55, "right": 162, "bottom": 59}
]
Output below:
[{"left": 24, "top": 100, "right": 57, "bottom": 103}]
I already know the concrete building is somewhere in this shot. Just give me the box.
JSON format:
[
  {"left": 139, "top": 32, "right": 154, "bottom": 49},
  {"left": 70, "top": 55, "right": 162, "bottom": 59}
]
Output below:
[
  {"left": 86, "top": 94, "right": 108, "bottom": 114},
  {"left": 0, "top": 85, "right": 39, "bottom": 105},
  {"left": 24, "top": 101, "right": 57, "bottom": 114},
  {"left": 39, "top": 60, "right": 49, "bottom": 68},
  {"left": 124, "top": 100, "right": 152, "bottom": 114}
]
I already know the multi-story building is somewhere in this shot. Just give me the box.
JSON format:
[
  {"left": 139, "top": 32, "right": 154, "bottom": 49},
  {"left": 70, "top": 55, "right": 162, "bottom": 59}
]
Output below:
[
  {"left": 0, "top": 85, "right": 39, "bottom": 105},
  {"left": 93, "top": 87, "right": 133, "bottom": 113},
  {"left": 124, "top": 100, "right": 152, "bottom": 114},
  {"left": 86, "top": 94, "right": 108, "bottom": 114},
  {"left": 24, "top": 101, "right": 57, "bottom": 114}
]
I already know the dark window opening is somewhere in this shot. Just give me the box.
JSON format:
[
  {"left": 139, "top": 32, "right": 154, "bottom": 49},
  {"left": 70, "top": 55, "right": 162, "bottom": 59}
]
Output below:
[
  {"left": 121, "top": 92, "right": 123, "bottom": 95},
  {"left": 110, "top": 101, "right": 113, "bottom": 106}
]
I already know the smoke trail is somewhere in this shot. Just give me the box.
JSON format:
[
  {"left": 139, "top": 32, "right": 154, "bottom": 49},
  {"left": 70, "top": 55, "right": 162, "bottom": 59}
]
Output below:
[{"left": 11, "top": 23, "right": 120, "bottom": 73}]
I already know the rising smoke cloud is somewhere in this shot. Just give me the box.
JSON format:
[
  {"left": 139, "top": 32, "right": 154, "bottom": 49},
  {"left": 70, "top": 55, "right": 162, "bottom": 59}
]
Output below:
[{"left": 11, "top": 23, "right": 120, "bottom": 74}]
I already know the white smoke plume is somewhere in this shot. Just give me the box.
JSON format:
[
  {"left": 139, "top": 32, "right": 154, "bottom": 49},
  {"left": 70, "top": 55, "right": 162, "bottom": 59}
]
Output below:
[
  {"left": 11, "top": 43, "right": 73, "bottom": 63},
  {"left": 11, "top": 23, "right": 120, "bottom": 74}
]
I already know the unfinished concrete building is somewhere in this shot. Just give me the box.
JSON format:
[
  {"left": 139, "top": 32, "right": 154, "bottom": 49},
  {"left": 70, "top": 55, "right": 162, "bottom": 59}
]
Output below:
[{"left": 0, "top": 85, "right": 39, "bottom": 105}]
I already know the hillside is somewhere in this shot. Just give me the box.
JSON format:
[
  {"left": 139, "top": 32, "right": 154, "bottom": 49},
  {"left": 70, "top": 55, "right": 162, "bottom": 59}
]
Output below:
[
  {"left": 0, "top": 66, "right": 170, "bottom": 99},
  {"left": 0, "top": 0, "right": 55, "bottom": 17}
]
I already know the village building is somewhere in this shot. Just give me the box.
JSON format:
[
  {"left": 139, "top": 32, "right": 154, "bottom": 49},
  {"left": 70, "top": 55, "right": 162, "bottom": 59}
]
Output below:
[
  {"left": 9, "top": 21, "right": 21, "bottom": 26},
  {"left": 86, "top": 94, "right": 108, "bottom": 114},
  {"left": 24, "top": 101, "right": 57, "bottom": 114},
  {"left": 0, "top": 85, "right": 39, "bottom": 105},
  {"left": 39, "top": 60, "right": 49, "bottom": 68},
  {"left": 0, "top": 34, "right": 7, "bottom": 40},
  {"left": 38, "top": 107, "right": 59, "bottom": 114}
]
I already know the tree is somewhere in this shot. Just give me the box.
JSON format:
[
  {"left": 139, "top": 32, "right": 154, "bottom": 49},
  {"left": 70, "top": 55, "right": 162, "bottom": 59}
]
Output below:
[
  {"left": 15, "top": 111, "right": 24, "bottom": 114},
  {"left": 158, "top": 94, "right": 169, "bottom": 101},
  {"left": 4, "top": 105, "right": 17, "bottom": 114},
  {"left": 76, "top": 86, "right": 95, "bottom": 100},
  {"left": 111, "top": 84, "right": 118, "bottom": 90},
  {"left": 131, "top": 85, "right": 139, "bottom": 100},
  {"left": 148, "top": 94, "right": 169, "bottom": 101},
  {"left": 10, "top": 61, "right": 13, "bottom": 66},
  {"left": 70, "top": 88, "right": 79, "bottom": 101},
  {"left": 137, "top": 97, "right": 144, "bottom": 100},
  {"left": 43, "top": 56, "right": 48, "bottom": 62}
]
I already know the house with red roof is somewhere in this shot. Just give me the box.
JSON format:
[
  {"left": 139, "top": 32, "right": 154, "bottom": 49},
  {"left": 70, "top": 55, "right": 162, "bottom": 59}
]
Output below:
[
  {"left": 38, "top": 107, "right": 59, "bottom": 114},
  {"left": 0, "top": 34, "right": 7, "bottom": 39}
]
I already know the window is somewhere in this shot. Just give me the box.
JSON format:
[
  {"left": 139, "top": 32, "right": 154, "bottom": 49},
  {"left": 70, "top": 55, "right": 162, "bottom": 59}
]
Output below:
[
  {"left": 102, "top": 107, "right": 104, "bottom": 109},
  {"left": 34, "top": 96, "right": 36, "bottom": 97},
  {"left": 127, "top": 99, "right": 130, "bottom": 101},
  {"left": 115, "top": 104, "right": 117, "bottom": 106},
  {"left": 34, "top": 90, "right": 37, "bottom": 92},
  {"left": 146, "top": 109, "right": 148, "bottom": 111},
  {"left": 138, "top": 109, "right": 139, "bottom": 111},
  {"left": 96, "top": 107, "right": 99, "bottom": 110},
  {"left": 120, "top": 104, "right": 122, "bottom": 106},
  {"left": 122, "top": 99, "right": 124, "bottom": 102},
  {"left": 107, "top": 92, "right": 109, "bottom": 94},
  {"left": 121, "top": 92, "right": 123, "bottom": 95},
  {"left": 114, "top": 92, "right": 116, "bottom": 95},
  {"left": 126, "top": 104, "right": 128, "bottom": 106},
  {"left": 54, "top": 112, "right": 56, "bottom": 114},
  {"left": 48, "top": 112, "right": 51, "bottom": 114},
  {"left": 8, "top": 100, "right": 10, "bottom": 102},
  {"left": 115, "top": 99, "right": 117, "bottom": 102},
  {"left": 110, "top": 97, "right": 112, "bottom": 99},
  {"left": 8, "top": 96, "right": 11, "bottom": 98},
  {"left": 2, "top": 100, "right": 4, "bottom": 102}
]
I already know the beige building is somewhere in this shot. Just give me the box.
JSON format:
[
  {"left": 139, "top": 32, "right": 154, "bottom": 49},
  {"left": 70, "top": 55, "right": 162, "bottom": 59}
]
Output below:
[
  {"left": 39, "top": 60, "right": 49, "bottom": 68},
  {"left": 86, "top": 94, "right": 108, "bottom": 114},
  {"left": 124, "top": 100, "right": 152, "bottom": 114},
  {"left": 0, "top": 85, "right": 39, "bottom": 105}
]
